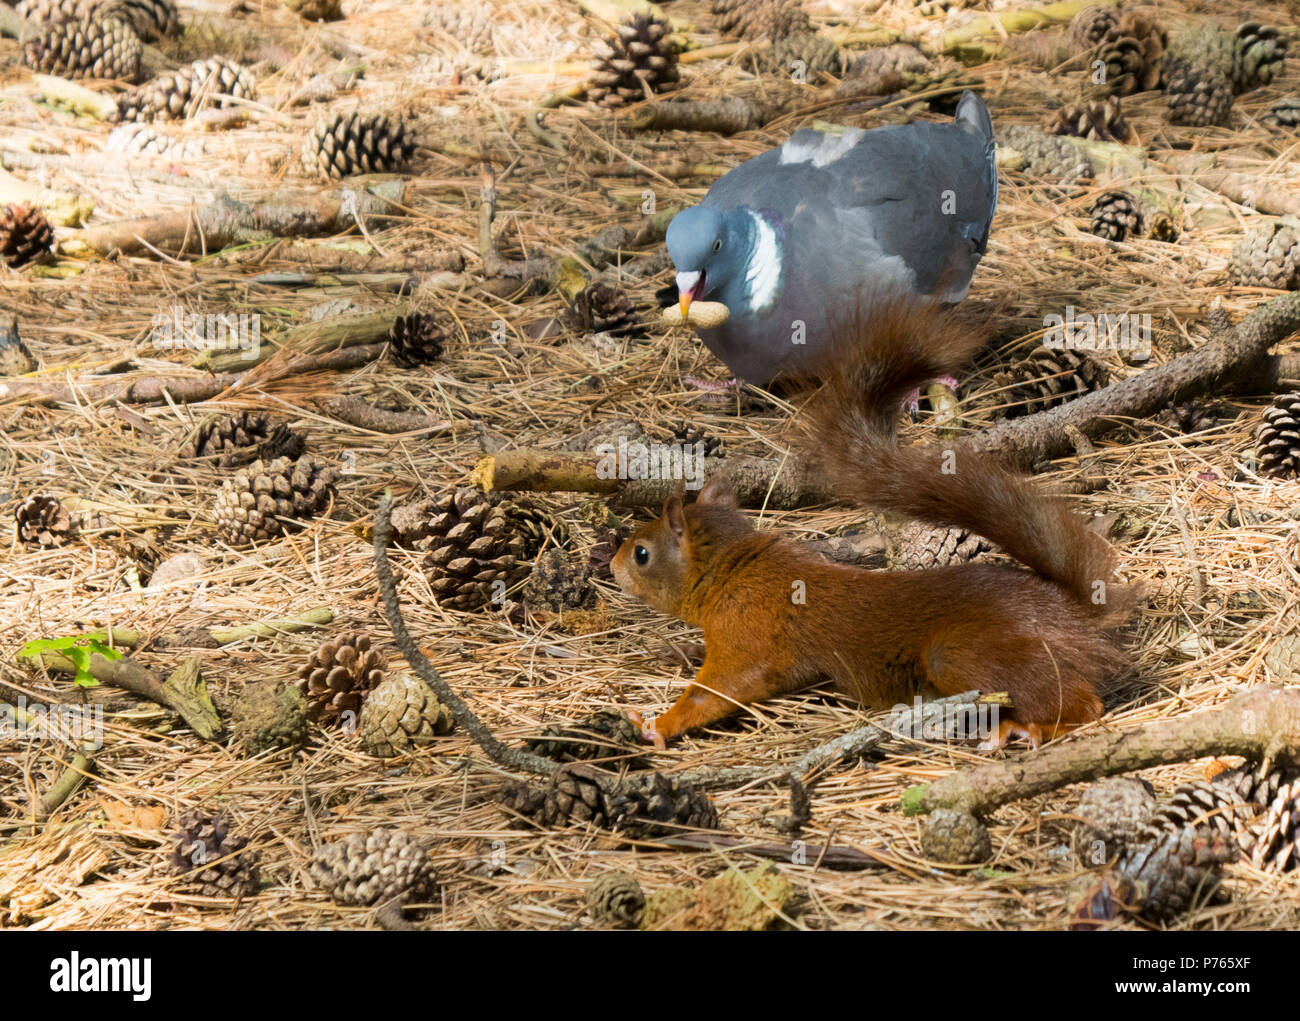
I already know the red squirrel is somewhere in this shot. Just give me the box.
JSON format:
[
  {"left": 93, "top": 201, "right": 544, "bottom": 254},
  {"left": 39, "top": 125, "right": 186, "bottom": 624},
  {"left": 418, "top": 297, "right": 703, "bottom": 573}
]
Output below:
[{"left": 611, "top": 300, "right": 1134, "bottom": 750}]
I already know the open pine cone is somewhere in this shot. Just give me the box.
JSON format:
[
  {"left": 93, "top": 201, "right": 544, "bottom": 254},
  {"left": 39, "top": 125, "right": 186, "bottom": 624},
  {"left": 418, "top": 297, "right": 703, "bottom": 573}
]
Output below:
[
  {"left": 1090, "top": 190, "right": 1141, "bottom": 241},
  {"left": 212, "top": 455, "right": 339, "bottom": 545},
  {"left": 523, "top": 709, "right": 648, "bottom": 766},
  {"left": 563, "top": 284, "right": 640, "bottom": 335},
  {"left": 1256, "top": 392, "right": 1300, "bottom": 480},
  {"left": 170, "top": 811, "right": 261, "bottom": 899},
  {"left": 1249, "top": 779, "right": 1300, "bottom": 872},
  {"left": 17, "top": 0, "right": 178, "bottom": 40},
  {"left": 1230, "top": 220, "right": 1300, "bottom": 290},
  {"left": 357, "top": 672, "right": 453, "bottom": 758},
  {"left": 295, "top": 634, "right": 386, "bottom": 726},
  {"left": 0, "top": 203, "right": 55, "bottom": 269},
  {"left": 1045, "top": 96, "right": 1130, "bottom": 143},
  {"left": 23, "top": 15, "right": 142, "bottom": 81},
  {"left": 302, "top": 111, "right": 416, "bottom": 179},
  {"left": 588, "top": 13, "right": 680, "bottom": 109},
  {"left": 893, "top": 523, "right": 992, "bottom": 570},
  {"left": 388, "top": 312, "right": 447, "bottom": 367},
  {"left": 992, "top": 346, "right": 1110, "bottom": 418},
  {"left": 115, "top": 57, "right": 255, "bottom": 121},
  {"left": 711, "top": 0, "right": 810, "bottom": 40},
  {"left": 180, "top": 411, "right": 305, "bottom": 468},
  {"left": 14, "top": 494, "right": 73, "bottom": 547},
  {"left": 310, "top": 828, "right": 434, "bottom": 907}
]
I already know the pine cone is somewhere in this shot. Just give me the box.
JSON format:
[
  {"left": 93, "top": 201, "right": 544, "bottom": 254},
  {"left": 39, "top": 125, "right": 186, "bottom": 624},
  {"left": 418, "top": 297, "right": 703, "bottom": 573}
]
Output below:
[
  {"left": 170, "top": 811, "right": 261, "bottom": 899},
  {"left": 751, "top": 31, "right": 844, "bottom": 77},
  {"left": 671, "top": 421, "right": 722, "bottom": 458},
  {"left": 295, "top": 634, "right": 385, "bottom": 726},
  {"left": 115, "top": 57, "right": 255, "bottom": 121},
  {"left": 711, "top": 0, "right": 810, "bottom": 40},
  {"left": 499, "top": 764, "right": 719, "bottom": 837},
  {"left": 14, "top": 494, "right": 73, "bottom": 547},
  {"left": 1249, "top": 779, "right": 1300, "bottom": 872},
  {"left": 23, "top": 15, "right": 142, "bottom": 81},
  {"left": 1231, "top": 22, "right": 1287, "bottom": 93},
  {"left": 1146, "top": 210, "right": 1178, "bottom": 242},
  {"left": 424, "top": 6, "right": 494, "bottom": 52},
  {"left": 523, "top": 548, "right": 595, "bottom": 612},
  {"left": 1069, "top": 4, "right": 1121, "bottom": 48},
  {"left": 417, "top": 488, "right": 563, "bottom": 611},
  {"left": 1090, "top": 190, "right": 1141, "bottom": 241},
  {"left": 1136, "top": 764, "right": 1283, "bottom": 853},
  {"left": 1118, "top": 826, "right": 1236, "bottom": 921},
  {"left": 302, "top": 111, "right": 415, "bottom": 179},
  {"left": 1256, "top": 392, "right": 1300, "bottom": 480},
  {"left": 997, "top": 124, "right": 1093, "bottom": 182},
  {"left": 587, "top": 526, "right": 630, "bottom": 580},
  {"left": 388, "top": 312, "right": 447, "bottom": 367},
  {"left": 0, "top": 203, "right": 54, "bottom": 269},
  {"left": 1096, "top": 12, "right": 1167, "bottom": 96},
  {"left": 1045, "top": 96, "right": 1131, "bottom": 143},
  {"left": 1163, "top": 62, "right": 1233, "bottom": 126},
  {"left": 180, "top": 411, "right": 305, "bottom": 468},
  {"left": 212, "top": 455, "right": 339, "bottom": 545},
  {"left": 357, "top": 671, "right": 453, "bottom": 758},
  {"left": 992, "top": 347, "right": 1110, "bottom": 418},
  {"left": 588, "top": 13, "right": 680, "bottom": 109},
  {"left": 232, "top": 681, "right": 309, "bottom": 754},
  {"left": 310, "top": 828, "right": 434, "bottom": 906},
  {"left": 1156, "top": 400, "right": 1215, "bottom": 434},
  {"left": 1072, "top": 777, "right": 1158, "bottom": 866},
  {"left": 1230, "top": 220, "right": 1300, "bottom": 290},
  {"left": 25, "top": 0, "right": 182, "bottom": 41},
  {"left": 587, "top": 870, "right": 645, "bottom": 928},
  {"left": 563, "top": 283, "right": 639, "bottom": 335},
  {"left": 523, "top": 709, "right": 648, "bottom": 766},
  {"left": 920, "top": 809, "right": 992, "bottom": 865},
  {"left": 1261, "top": 96, "right": 1300, "bottom": 131},
  {"left": 0, "top": 316, "right": 33, "bottom": 375},
  {"left": 893, "top": 523, "right": 991, "bottom": 570}
]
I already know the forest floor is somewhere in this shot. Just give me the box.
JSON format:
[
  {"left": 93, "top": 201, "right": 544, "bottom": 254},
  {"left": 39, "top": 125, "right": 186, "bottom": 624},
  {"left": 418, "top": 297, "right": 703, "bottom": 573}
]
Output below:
[{"left": 1, "top": 0, "right": 1299, "bottom": 930}]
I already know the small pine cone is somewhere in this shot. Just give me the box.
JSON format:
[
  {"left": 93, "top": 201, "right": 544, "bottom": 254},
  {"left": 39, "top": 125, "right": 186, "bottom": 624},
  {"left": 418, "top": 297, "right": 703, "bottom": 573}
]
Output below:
[
  {"left": 992, "top": 347, "right": 1111, "bottom": 418},
  {"left": 997, "top": 124, "right": 1093, "bottom": 182},
  {"left": 711, "top": 0, "right": 811, "bottom": 40},
  {"left": 893, "top": 523, "right": 991, "bottom": 570},
  {"left": 357, "top": 672, "right": 453, "bottom": 758},
  {"left": 116, "top": 57, "right": 255, "bottom": 122},
  {"left": 671, "top": 421, "right": 722, "bottom": 458},
  {"left": 388, "top": 312, "right": 447, "bottom": 367},
  {"left": 0, "top": 316, "right": 34, "bottom": 376},
  {"left": 0, "top": 203, "right": 55, "bottom": 269},
  {"left": 1118, "top": 826, "right": 1236, "bottom": 921},
  {"left": 1231, "top": 22, "right": 1287, "bottom": 94},
  {"left": 170, "top": 811, "right": 261, "bottom": 899},
  {"left": 1068, "top": 4, "right": 1121, "bottom": 49},
  {"left": 1230, "top": 220, "right": 1300, "bottom": 290},
  {"left": 1261, "top": 96, "right": 1300, "bottom": 131},
  {"left": 212, "top": 455, "right": 339, "bottom": 545},
  {"left": 1045, "top": 96, "right": 1131, "bottom": 143},
  {"left": 180, "top": 411, "right": 305, "bottom": 468},
  {"left": 1096, "top": 12, "right": 1167, "bottom": 97},
  {"left": 310, "top": 828, "right": 435, "bottom": 907},
  {"left": 417, "top": 488, "right": 562, "bottom": 611},
  {"left": 14, "top": 494, "right": 73, "bottom": 547},
  {"left": 424, "top": 6, "right": 494, "bottom": 53},
  {"left": 1256, "top": 392, "right": 1300, "bottom": 480},
  {"left": 587, "top": 870, "right": 644, "bottom": 928},
  {"left": 1090, "top": 190, "right": 1141, "bottom": 241},
  {"left": 523, "top": 709, "right": 647, "bottom": 765},
  {"left": 23, "top": 16, "right": 142, "bottom": 81},
  {"left": 232, "top": 681, "right": 309, "bottom": 754},
  {"left": 751, "top": 31, "right": 844, "bottom": 77},
  {"left": 564, "top": 283, "right": 640, "bottom": 335},
  {"left": 523, "top": 548, "right": 595, "bottom": 612},
  {"left": 499, "top": 764, "right": 719, "bottom": 837},
  {"left": 22, "top": 0, "right": 183, "bottom": 41},
  {"left": 1072, "top": 777, "right": 1157, "bottom": 866},
  {"left": 1156, "top": 400, "right": 1215, "bottom": 434},
  {"left": 1146, "top": 210, "right": 1178, "bottom": 242},
  {"left": 587, "top": 526, "right": 630, "bottom": 580},
  {"left": 1163, "top": 62, "right": 1233, "bottom": 126},
  {"left": 1249, "top": 779, "right": 1300, "bottom": 873},
  {"left": 302, "top": 112, "right": 415, "bottom": 179},
  {"left": 920, "top": 809, "right": 992, "bottom": 865},
  {"left": 588, "top": 13, "right": 680, "bottom": 110},
  {"left": 295, "top": 634, "right": 386, "bottom": 726}
]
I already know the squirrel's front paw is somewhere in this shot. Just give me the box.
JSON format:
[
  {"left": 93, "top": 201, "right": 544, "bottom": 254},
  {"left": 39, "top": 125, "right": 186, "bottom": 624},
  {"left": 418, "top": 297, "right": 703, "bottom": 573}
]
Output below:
[
  {"left": 977, "top": 719, "right": 1042, "bottom": 751},
  {"left": 624, "top": 709, "right": 667, "bottom": 749}
]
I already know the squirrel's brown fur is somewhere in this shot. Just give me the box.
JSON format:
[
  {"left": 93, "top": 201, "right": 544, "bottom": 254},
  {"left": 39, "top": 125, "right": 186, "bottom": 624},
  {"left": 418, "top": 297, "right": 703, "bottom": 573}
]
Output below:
[{"left": 612, "top": 300, "right": 1134, "bottom": 748}]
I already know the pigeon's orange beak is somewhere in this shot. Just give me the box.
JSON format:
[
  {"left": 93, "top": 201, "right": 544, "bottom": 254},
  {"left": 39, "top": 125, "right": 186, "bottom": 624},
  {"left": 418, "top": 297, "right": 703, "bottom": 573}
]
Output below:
[{"left": 675, "top": 270, "right": 703, "bottom": 322}]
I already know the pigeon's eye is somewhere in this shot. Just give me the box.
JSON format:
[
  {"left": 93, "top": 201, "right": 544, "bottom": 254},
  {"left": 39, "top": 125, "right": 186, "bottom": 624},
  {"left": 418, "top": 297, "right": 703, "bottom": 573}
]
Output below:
[
  {"left": 711, "top": 238, "right": 723, "bottom": 252},
  {"left": 634, "top": 545, "right": 650, "bottom": 566}
]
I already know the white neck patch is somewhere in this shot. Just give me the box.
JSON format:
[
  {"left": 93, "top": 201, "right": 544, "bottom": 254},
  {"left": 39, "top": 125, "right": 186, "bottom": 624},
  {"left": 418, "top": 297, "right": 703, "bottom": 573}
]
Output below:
[{"left": 743, "top": 211, "right": 781, "bottom": 313}]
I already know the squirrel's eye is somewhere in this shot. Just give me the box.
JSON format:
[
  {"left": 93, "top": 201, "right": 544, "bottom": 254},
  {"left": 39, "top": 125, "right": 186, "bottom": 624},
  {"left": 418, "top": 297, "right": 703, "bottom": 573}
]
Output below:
[
  {"left": 712, "top": 238, "right": 722, "bottom": 252},
  {"left": 634, "top": 545, "right": 650, "bottom": 566}
]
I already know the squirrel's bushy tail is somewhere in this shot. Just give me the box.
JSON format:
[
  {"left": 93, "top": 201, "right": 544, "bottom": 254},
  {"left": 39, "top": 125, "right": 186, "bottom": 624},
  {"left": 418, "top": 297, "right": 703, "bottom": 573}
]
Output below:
[{"left": 804, "top": 298, "right": 1128, "bottom": 621}]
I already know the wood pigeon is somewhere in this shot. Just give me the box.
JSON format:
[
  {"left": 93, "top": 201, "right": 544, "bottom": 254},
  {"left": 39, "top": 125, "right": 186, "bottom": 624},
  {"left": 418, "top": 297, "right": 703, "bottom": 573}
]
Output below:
[{"left": 664, "top": 91, "right": 998, "bottom": 384}]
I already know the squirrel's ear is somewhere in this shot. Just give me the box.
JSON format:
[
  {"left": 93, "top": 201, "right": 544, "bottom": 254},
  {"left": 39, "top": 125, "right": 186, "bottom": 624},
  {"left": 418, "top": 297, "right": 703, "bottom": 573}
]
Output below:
[
  {"left": 697, "top": 475, "right": 737, "bottom": 509},
  {"left": 663, "top": 494, "right": 687, "bottom": 538}
]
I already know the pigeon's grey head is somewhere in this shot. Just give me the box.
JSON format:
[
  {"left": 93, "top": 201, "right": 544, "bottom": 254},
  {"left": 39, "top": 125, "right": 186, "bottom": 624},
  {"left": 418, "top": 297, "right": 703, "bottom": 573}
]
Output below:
[{"left": 665, "top": 205, "right": 744, "bottom": 320}]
